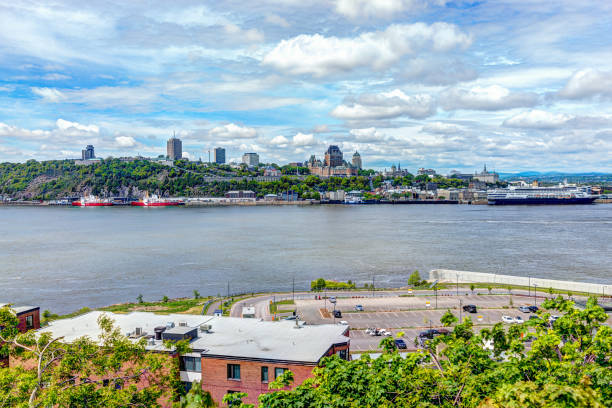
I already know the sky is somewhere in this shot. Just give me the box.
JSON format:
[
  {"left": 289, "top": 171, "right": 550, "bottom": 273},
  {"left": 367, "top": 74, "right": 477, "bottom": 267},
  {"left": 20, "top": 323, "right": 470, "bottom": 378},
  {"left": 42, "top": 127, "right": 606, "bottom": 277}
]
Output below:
[{"left": 0, "top": 0, "right": 611, "bottom": 173}]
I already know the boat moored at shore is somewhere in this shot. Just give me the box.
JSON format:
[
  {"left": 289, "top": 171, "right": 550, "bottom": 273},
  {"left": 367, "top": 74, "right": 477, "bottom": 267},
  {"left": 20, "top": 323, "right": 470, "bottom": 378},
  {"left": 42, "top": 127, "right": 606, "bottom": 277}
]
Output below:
[
  {"left": 72, "top": 196, "right": 114, "bottom": 207},
  {"left": 488, "top": 183, "right": 597, "bottom": 205}
]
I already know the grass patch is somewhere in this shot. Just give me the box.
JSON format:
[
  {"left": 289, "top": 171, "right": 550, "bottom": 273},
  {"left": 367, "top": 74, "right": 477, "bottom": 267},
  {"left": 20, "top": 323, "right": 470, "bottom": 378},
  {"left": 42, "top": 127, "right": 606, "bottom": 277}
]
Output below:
[
  {"left": 99, "top": 297, "right": 210, "bottom": 315},
  {"left": 270, "top": 299, "right": 295, "bottom": 314}
]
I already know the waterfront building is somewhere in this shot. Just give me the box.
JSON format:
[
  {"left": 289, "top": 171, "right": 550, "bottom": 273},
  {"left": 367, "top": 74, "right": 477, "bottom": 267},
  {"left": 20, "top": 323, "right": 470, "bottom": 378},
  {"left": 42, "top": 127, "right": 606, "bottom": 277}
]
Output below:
[
  {"left": 25, "top": 311, "right": 350, "bottom": 406},
  {"left": 473, "top": 164, "right": 499, "bottom": 184},
  {"left": 225, "top": 190, "right": 256, "bottom": 201},
  {"left": 308, "top": 145, "right": 358, "bottom": 178},
  {"left": 167, "top": 135, "right": 182, "bottom": 160},
  {"left": 81, "top": 145, "right": 95, "bottom": 160},
  {"left": 214, "top": 147, "right": 226, "bottom": 164},
  {"left": 352, "top": 151, "right": 362, "bottom": 170},
  {"left": 242, "top": 152, "right": 260, "bottom": 167}
]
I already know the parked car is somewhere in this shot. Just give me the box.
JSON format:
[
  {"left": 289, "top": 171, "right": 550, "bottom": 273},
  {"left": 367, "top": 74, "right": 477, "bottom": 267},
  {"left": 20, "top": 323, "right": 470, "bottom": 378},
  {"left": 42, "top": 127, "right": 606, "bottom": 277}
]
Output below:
[
  {"left": 333, "top": 310, "right": 342, "bottom": 318},
  {"left": 463, "top": 304, "right": 477, "bottom": 313},
  {"left": 514, "top": 316, "right": 524, "bottom": 324},
  {"left": 329, "top": 296, "right": 336, "bottom": 303},
  {"left": 418, "top": 329, "right": 449, "bottom": 339},
  {"left": 283, "top": 315, "right": 297, "bottom": 321},
  {"left": 339, "top": 320, "right": 349, "bottom": 325},
  {"left": 394, "top": 339, "right": 407, "bottom": 349},
  {"left": 367, "top": 328, "right": 381, "bottom": 336},
  {"left": 528, "top": 305, "right": 539, "bottom": 313},
  {"left": 502, "top": 315, "right": 514, "bottom": 324},
  {"left": 354, "top": 305, "right": 364, "bottom": 312},
  {"left": 379, "top": 329, "right": 392, "bottom": 337},
  {"left": 529, "top": 315, "right": 543, "bottom": 321},
  {"left": 518, "top": 306, "right": 531, "bottom": 313}
]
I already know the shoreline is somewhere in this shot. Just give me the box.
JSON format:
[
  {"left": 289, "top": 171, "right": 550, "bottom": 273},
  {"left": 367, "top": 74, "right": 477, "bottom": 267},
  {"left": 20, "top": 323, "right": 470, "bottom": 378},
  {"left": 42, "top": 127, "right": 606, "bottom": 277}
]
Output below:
[{"left": 2, "top": 199, "right": 609, "bottom": 207}]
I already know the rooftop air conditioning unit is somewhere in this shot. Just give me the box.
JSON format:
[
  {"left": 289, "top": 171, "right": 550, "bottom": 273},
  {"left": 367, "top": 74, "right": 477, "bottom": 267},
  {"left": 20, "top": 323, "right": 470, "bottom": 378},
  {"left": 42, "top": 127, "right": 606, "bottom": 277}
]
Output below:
[
  {"left": 135, "top": 327, "right": 143, "bottom": 336},
  {"left": 179, "top": 321, "right": 187, "bottom": 327},
  {"left": 200, "top": 324, "right": 212, "bottom": 333}
]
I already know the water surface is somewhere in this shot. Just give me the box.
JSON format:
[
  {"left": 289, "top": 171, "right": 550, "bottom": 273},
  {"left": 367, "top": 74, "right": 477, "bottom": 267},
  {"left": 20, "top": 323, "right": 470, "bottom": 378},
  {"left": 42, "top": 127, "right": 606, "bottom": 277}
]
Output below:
[{"left": 1, "top": 204, "right": 610, "bottom": 314}]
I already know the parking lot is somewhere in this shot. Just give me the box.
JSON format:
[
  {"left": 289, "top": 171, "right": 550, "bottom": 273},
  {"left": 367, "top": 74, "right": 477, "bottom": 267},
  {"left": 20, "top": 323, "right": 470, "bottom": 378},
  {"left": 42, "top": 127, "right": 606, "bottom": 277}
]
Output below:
[{"left": 293, "top": 294, "right": 547, "bottom": 352}]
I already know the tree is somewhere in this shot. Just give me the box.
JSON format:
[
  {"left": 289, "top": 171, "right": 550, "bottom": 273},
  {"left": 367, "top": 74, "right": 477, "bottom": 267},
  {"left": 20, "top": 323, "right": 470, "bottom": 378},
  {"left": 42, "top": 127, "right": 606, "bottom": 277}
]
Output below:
[
  {"left": 0, "top": 306, "right": 183, "bottom": 408},
  {"left": 137, "top": 294, "right": 144, "bottom": 304},
  {"left": 311, "top": 278, "right": 326, "bottom": 291},
  {"left": 178, "top": 381, "right": 215, "bottom": 407},
  {"left": 440, "top": 309, "right": 458, "bottom": 327},
  {"left": 193, "top": 290, "right": 201, "bottom": 300},
  {"left": 470, "top": 283, "right": 476, "bottom": 293},
  {"left": 162, "top": 295, "right": 169, "bottom": 303},
  {"left": 408, "top": 270, "right": 423, "bottom": 287},
  {"left": 245, "top": 296, "right": 612, "bottom": 407}
]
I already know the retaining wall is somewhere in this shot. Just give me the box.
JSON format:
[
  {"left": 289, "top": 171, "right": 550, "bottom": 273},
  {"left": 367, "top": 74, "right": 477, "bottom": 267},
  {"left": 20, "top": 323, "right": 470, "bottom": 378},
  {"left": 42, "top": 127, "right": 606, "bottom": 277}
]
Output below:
[{"left": 429, "top": 269, "right": 610, "bottom": 296}]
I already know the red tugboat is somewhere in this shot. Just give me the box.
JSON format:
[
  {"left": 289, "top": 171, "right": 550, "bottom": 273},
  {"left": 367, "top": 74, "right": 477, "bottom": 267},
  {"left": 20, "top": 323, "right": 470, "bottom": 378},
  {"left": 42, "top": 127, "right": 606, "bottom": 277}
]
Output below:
[
  {"left": 131, "top": 194, "right": 184, "bottom": 207},
  {"left": 72, "top": 195, "right": 114, "bottom": 206}
]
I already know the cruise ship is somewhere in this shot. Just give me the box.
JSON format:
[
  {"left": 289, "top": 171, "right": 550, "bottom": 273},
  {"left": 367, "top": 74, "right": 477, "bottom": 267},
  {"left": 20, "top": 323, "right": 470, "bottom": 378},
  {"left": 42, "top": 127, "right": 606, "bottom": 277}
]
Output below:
[{"left": 488, "top": 183, "right": 597, "bottom": 205}]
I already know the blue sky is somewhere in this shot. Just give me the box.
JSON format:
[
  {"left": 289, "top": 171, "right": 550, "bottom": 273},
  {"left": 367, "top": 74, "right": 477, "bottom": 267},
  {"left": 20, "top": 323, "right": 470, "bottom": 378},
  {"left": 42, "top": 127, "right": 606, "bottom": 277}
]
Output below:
[{"left": 1, "top": 0, "right": 611, "bottom": 172}]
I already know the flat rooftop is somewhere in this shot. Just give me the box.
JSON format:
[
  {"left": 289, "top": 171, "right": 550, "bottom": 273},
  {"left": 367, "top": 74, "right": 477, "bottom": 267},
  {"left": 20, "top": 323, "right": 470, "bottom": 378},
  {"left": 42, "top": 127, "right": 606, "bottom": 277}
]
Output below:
[{"left": 39, "top": 311, "right": 349, "bottom": 364}]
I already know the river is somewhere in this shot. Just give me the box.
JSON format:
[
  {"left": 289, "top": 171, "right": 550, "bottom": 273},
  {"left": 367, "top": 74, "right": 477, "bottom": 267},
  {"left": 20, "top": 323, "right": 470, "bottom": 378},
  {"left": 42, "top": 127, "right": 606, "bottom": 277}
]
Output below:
[{"left": 1, "top": 204, "right": 610, "bottom": 314}]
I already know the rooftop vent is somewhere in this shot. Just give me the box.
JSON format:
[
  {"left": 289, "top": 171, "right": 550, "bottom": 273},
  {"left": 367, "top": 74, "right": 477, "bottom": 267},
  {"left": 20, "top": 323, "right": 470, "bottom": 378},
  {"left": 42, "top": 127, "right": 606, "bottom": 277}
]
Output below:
[
  {"left": 178, "top": 321, "right": 187, "bottom": 327},
  {"left": 200, "top": 324, "right": 212, "bottom": 333},
  {"left": 135, "top": 327, "right": 143, "bottom": 336},
  {"left": 166, "top": 322, "right": 175, "bottom": 329}
]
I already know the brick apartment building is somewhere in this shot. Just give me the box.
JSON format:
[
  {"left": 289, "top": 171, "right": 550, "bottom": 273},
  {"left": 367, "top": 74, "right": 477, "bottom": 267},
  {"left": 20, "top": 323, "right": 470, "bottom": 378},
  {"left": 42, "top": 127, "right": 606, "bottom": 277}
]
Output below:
[
  {"left": 0, "top": 303, "right": 40, "bottom": 333},
  {"left": 1, "top": 303, "right": 40, "bottom": 366},
  {"left": 36, "top": 311, "right": 350, "bottom": 406}
]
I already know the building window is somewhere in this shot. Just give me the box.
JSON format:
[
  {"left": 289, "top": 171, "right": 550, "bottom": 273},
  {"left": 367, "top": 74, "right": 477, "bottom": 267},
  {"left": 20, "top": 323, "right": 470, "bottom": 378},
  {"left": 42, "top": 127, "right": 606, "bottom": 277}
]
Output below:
[
  {"left": 227, "top": 364, "right": 241, "bottom": 380},
  {"left": 183, "top": 382, "right": 192, "bottom": 393},
  {"left": 274, "top": 367, "right": 286, "bottom": 379},
  {"left": 337, "top": 349, "right": 348, "bottom": 360},
  {"left": 261, "top": 366, "right": 268, "bottom": 383},
  {"left": 25, "top": 315, "right": 33, "bottom": 329},
  {"left": 180, "top": 356, "right": 201, "bottom": 372}
]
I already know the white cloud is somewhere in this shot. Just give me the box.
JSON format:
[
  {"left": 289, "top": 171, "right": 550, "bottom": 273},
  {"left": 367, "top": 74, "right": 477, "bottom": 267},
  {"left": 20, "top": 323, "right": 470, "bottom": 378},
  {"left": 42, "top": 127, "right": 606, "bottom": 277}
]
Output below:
[
  {"left": 292, "top": 133, "right": 316, "bottom": 146},
  {"left": 440, "top": 85, "right": 538, "bottom": 111},
  {"left": 265, "top": 14, "right": 290, "bottom": 28},
  {"left": 558, "top": 68, "right": 612, "bottom": 99},
  {"left": 313, "top": 124, "right": 329, "bottom": 133},
  {"left": 263, "top": 22, "right": 471, "bottom": 77},
  {"left": 42, "top": 73, "right": 71, "bottom": 81},
  {"left": 31, "top": 87, "right": 65, "bottom": 102},
  {"left": 56, "top": 119, "right": 99, "bottom": 134},
  {"left": 503, "top": 110, "right": 573, "bottom": 129},
  {"left": 335, "top": 0, "right": 416, "bottom": 19},
  {"left": 270, "top": 135, "right": 289, "bottom": 145},
  {"left": 421, "top": 122, "right": 462, "bottom": 134},
  {"left": 331, "top": 89, "right": 436, "bottom": 120},
  {"left": 223, "top": 24, "right": 264, "bottom": 43},
  {"left": 350, "top": 127, "right": 386, "bottom": 142},
  {"left": 115, "top": 136, "right": 137, "bottom": 147},
  {"left": 209, "top": 123, "right": 257, "bottom": 139}
]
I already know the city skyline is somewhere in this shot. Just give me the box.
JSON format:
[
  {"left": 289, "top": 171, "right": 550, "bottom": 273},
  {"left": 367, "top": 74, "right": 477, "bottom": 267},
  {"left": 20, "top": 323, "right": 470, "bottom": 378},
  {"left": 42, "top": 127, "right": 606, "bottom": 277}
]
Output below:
[{"left": 0, "top": 1, "right": 611, "bottom": 172}]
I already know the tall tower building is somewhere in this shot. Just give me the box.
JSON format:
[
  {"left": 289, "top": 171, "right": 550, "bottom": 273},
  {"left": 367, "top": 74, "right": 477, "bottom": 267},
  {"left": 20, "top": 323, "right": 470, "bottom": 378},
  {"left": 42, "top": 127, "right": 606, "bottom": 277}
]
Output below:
[
  {"left": 166, "top": 135, "right": 182, "bottom": 160},
  {"left": 324, "top": 145, "right": 343, "bottom": 167},
  {"left": 81, "top": 145, "right": 95, "bottom": 160},
  {"left": 214, "top": 147, "right": 226, "bottom": 164},
  {"left": 242, "top": 152, "right": 259, "bottom": 167},
  {"left": 352, "top": 151, "right": 362, "bottom": 170}
]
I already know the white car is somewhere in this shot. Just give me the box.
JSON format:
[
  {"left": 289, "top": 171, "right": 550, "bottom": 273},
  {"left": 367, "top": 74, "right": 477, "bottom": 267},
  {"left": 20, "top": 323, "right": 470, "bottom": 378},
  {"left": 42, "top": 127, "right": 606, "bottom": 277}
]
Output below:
[
  {"left": 502, "top": 315, "right": 514, "bottom": 324},
  {"left": 379, "top": 329, "right": 392, "bottom": 337},
  {"left": 339, "top": 320, "right": 349, "bottom": 325},
  {"left": 514, "top": 316, "right": 524, "bottom": 324}
]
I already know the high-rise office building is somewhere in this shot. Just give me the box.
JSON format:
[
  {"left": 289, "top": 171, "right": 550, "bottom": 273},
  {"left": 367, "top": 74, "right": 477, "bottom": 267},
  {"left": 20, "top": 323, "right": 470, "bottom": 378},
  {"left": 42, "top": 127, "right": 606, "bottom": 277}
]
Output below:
[
  {"left": 167, "top": 136, "right": 182, "bottom": 160},
  {"left": 81, "top": 145, "right": 95, "bottom": 160},
  {"left": 214, "top": 147, "right": 226, "bottom": 164},
  {"left": 242, "top": 152, "right": 259, "bottom": 167}
]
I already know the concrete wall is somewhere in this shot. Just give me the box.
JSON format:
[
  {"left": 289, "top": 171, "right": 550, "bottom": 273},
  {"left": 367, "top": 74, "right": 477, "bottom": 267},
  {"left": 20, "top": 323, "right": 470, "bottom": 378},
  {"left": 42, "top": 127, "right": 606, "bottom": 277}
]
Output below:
[{"left": 429, "top": 269, "right": 610, "bottom": 296}]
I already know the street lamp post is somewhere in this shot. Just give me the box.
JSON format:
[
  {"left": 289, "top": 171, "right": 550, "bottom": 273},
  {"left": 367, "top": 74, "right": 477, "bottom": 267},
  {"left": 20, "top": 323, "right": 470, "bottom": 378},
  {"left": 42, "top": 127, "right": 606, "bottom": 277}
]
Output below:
[
  {"left": 533, "top": 283, "right": 538, "bottom": 307},
  {"left": 528, "top": 276, "right": 531, "bottom": 297},
  {"left": 459, "top": 299, "right": 462, "bottom": 324}
]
